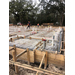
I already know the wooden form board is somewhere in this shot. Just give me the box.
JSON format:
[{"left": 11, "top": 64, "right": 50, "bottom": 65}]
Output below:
[
  {"left": 9, "top": 33, "right": 17, "bottom": 37},
  {"left": 9, "top": 46, "right": 65, "bottom": 67},
  {"left": 35, "top": 50, "right": 65, "bottom": 67},
  {"left": 9, "top": 46, "right": 34, "bottom": 63},
  {"left": 29, "top": 36, "right": 54, "bottom": 41}
]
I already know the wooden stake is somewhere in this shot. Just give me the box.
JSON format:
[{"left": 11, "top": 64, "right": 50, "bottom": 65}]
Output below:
[
  {"left": 13, "top": 45, "right": 16, "bottom": 54},
  {"left": 44, "top": 51, "right": 48, "bottom": 69},
  {"left": 12, "top": 51, "right": 18, "bottom": 73},
  {"left": 36, "top": 53, "right": 46, "bottom": 75},
  {"left": 33, "top": 50, "right": 35, "bottom": 63},
  {"left": 27, "top": 48, "right": 30, "bottom": 65},
  {"left": 35, "top": 41, "right": 41, "bottom": 46}
]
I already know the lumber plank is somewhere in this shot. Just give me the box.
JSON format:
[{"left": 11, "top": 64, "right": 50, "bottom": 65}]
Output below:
[
  {"left": 39, "top": 53, "right": 45, "bottom": 68},
  {"left": 9, "top": 60, "right": 64, "bottom": 75},
  {"left": 39, "top": 45, "right": 43, "bottom": 50},
  {"left": 35, "top": 41, "right": 41, "bottom": 46},
  {"left": 36, "top": 53, "right": 46, "bottom": 75},
  {"left": 9, "top": 48, "right": 14, "bottom": 51},
  {"left": 9, "top": 46, "right": 34, "bottom": 63},
  {"left": 16, "top": 50, "right": 27, "bottom": 59},
  {"left": 33, "top": 42, "right": 43, "bottom": 51},
  {"left": 9, "top": 46, "right": 65, "bottom": 67}
]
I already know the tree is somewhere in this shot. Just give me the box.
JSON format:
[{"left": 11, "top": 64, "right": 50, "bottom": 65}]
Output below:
[
  {"left": 9, "top": 0, "right": 39, "bottom": 25},
  {"left": 38, "top": 0, "right": 65, "bottom": 26},
  {"left": 46, "top": 0, "right": 65, "bottom": 26},
  {"left": 9, "top": 0, "right": 65, "bottom": 26}
]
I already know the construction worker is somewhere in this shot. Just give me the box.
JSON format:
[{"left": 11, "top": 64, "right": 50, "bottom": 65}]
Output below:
[
  {"left": 27, "top": 21, "right": 30, "bottom": 29},
  {"left": 37, "top": 23, "right": 39, "bottom": 27}
]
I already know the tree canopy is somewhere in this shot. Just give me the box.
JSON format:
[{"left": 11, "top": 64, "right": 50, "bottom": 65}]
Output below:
[{"left": 9, "top": 0, "right": 65, "bottom": 26}]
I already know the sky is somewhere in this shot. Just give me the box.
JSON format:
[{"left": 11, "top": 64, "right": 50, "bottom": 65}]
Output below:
[{"left": 9, "top": 0, "right": 40, "bottom": 4}]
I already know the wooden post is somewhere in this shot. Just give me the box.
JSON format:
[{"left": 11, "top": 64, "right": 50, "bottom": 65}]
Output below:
[
  {"left": 13, "top": 45, "right": 16, "bottom": 54},
  {"left": 13, "top": 45, "right": 18, "bottom": 73},
  {"left": 33, "top": 50, "right": 35, "bottom": 63},
  {"left": 44, "top": 52, "right": 48, "bottom": 75},
  {"left": 27, "top": 48, "right": 30, "bottom": 65},
  {"left": 44, "top": 51, "right": 48, "bottom": 69},
  {"left": 12, "top": 51, "right": 18, "bottom": 73}
]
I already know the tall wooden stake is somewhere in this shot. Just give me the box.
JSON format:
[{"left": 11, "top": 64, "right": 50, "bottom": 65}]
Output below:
[
  {"left": 12, "top": 51, "right": 18, "bottom": 73},
  {"left": 27, "top": 48, "right": 30, "bottom": 65},
  {"left": 44, "top": 51, "right": 48, "bottom": 69}
]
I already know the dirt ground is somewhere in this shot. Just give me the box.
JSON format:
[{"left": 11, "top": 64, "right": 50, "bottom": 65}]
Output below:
[{"left": 9, "top": 58, "right": 65, "bottom": 75}]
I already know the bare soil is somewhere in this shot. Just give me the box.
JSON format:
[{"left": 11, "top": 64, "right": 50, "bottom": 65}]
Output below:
[{"left": 9, "top": 59, "right": 65, "bottom": 75}]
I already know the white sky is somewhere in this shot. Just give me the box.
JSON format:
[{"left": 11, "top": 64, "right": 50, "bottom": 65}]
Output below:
[{"left": 9, "top": 0, "right": 40, "bottom": 3}]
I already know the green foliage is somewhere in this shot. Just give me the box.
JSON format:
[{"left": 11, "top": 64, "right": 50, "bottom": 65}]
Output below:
[{"left": 9, "top": 0, "right": 65, "bottom": 26}]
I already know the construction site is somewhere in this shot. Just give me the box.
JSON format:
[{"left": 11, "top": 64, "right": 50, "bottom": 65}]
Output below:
[{"left": 9, "top": 25, "right": 65, "bottom": 75}]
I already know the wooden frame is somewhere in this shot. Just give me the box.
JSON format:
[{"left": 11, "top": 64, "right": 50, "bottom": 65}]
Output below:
[
  {"left": 9, "top": 60, "right": 64, "bottom": 75},
  {"left": 9, "top": 46, "right": 65, "bottom": 67},
  {"left": 9, "top": 35, "right": 25, "bottom": 42},
  {"left": 9, "top": 26, "right": 65, "bottom": 75}
]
